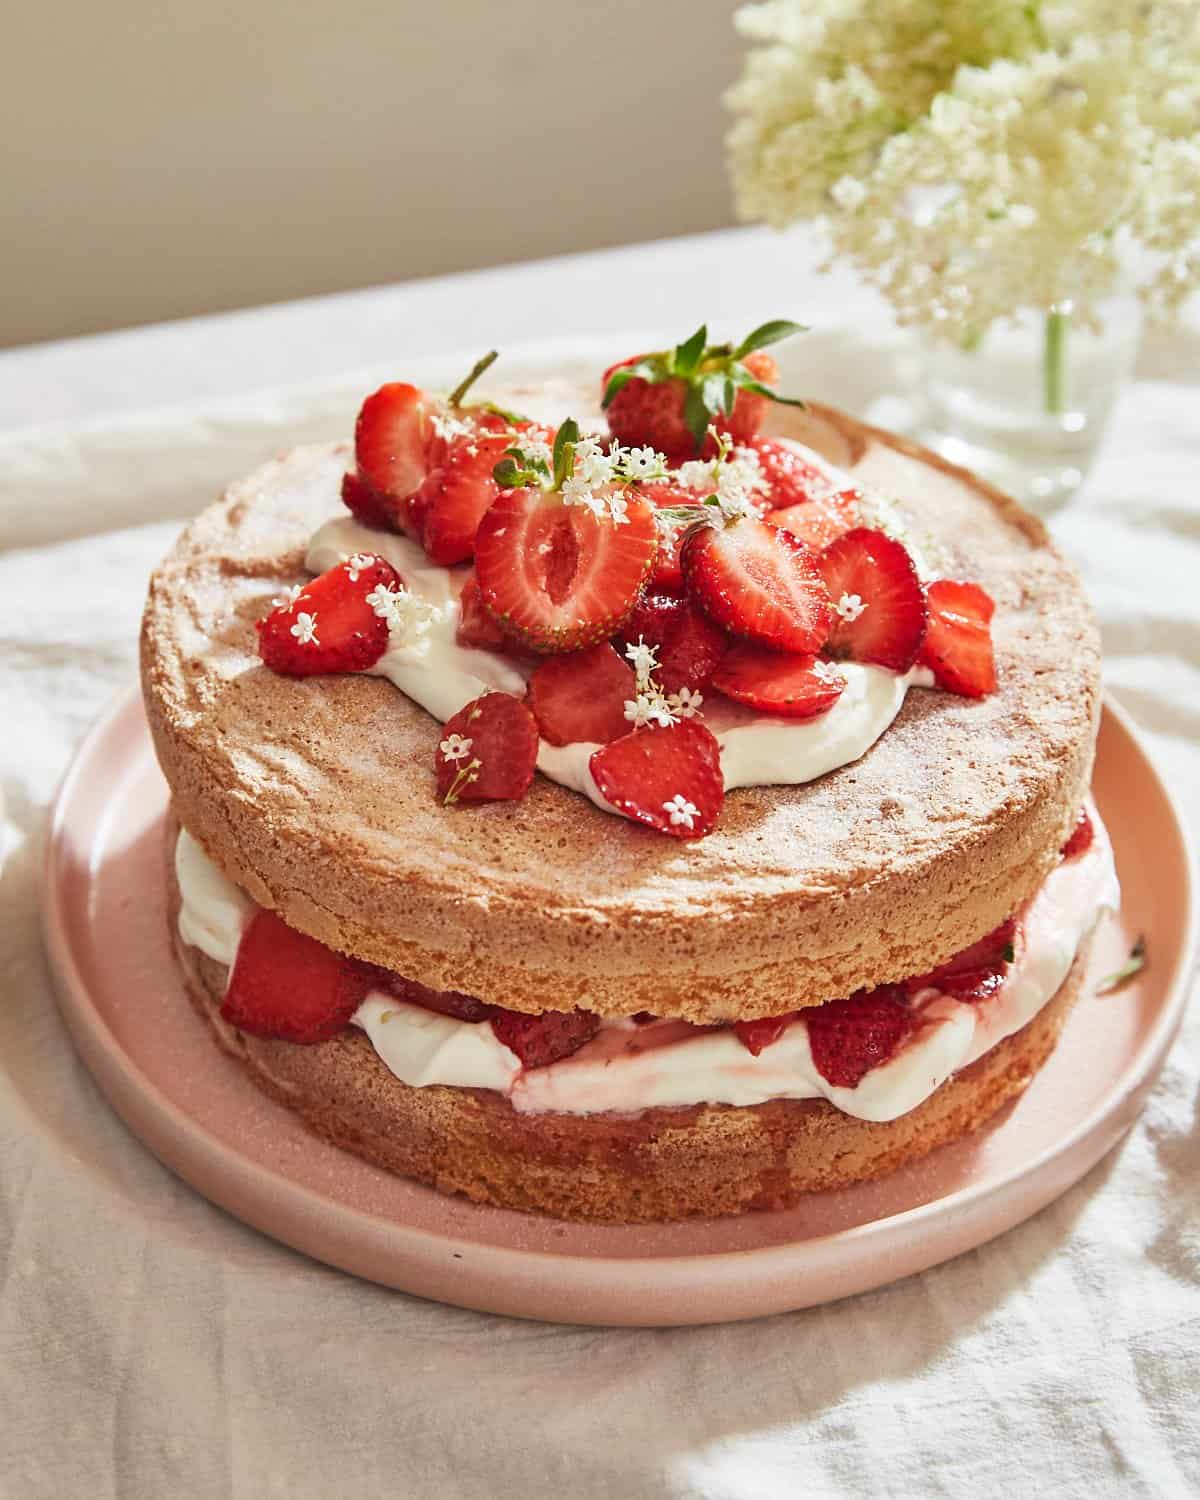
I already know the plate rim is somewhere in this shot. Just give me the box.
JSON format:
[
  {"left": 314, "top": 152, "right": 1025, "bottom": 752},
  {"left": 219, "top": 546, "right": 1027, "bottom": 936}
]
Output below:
[{"left": 41, "top": 686, "right": 1197, "bottom": 1321}]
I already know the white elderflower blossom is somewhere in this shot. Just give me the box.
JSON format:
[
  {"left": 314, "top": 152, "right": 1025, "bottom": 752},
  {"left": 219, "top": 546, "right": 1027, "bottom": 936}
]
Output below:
[
  {"left": 618, "top": 445, "right": 670, "bottom": 482},
  {"left": 344, "top": 553, "right": 376, "bottom": 582},
  {"left": 667, "top": 686, "right": 705, "bottom": 719},
  {"left": 290, "top": 612, "right": 319, "bottom": 645},
  {"left": 624, "top": 693, "right": 677, "bottom": 730},
  {"left": 676, "top": 437, "right": 767, "bottom": 522},
  {"left": 273, "top": 583, "right": 303, "bottom": 608},
  {"left": 366, "top": 584, "right": 445, "bottom": 645},
  {"left": 509, "top": 432, "right": 553, "bottom": 468},
  {"left": 835, "top": 592, "right": 868, "bottom": 622},
  {"left": 429, "top": 410, "right": 474, "bottom": 444},
  {"left": 727, "top": 0, "right": 1200, "bottom": 335},
  {"left": 663, "top": 794, "right": 700, "bottom": 830},
  {"left": 439, "top": 733, "right": 473, "bottom": 762},
  {"left": 811, "top": 660, "right": 844, "bottom": 687},
  {"left": 624, "top": 636, "right": 660, "bottom": 684}
]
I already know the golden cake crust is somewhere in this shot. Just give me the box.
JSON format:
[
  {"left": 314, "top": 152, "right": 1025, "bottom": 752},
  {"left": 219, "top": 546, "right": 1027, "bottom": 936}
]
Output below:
[
  {"left": 171, "top": 873, "right": 1096, "bottom": 1224},
  {"left": 142, "top": 390, "right": 1100, "bottom": 1023}
]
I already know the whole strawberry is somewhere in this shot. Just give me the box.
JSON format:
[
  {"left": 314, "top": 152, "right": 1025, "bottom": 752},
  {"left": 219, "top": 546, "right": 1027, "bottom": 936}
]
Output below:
[{"left": 602, "top": 320, "right": 806, "bottom": 457}]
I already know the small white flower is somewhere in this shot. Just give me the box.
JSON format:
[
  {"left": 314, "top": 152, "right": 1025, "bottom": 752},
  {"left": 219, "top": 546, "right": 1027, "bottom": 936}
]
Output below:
[
  {"left": 439, "top": 733, "right": 473, "bottom": 762},
  {"left": 836, "top": 592, "right": 868, "bottom": 622},
  {"left": 509, "top": 433, "right": 553, "bottom": 468},
  {"left": 674, "top": 458, "right": 714, "bottom": 493},
  {"left": 624, "top": 692, "right": 677, "bottom": 730},
  {"left": 560, "top": 473, "right": 607, "bottom": 516},
  {"left": 667, "top": 686, "right": 705, "bottom": 718},
  {"left": 572, "top": 435, "right": 617, "bottom": 488},
  {"left": 830, "top": 173, "right": 868, "bottom": 210},
  {"left": 366, "top": 583, "right": 400, "bottom": 619},
  {"left": 429, "top": 410, "right": 473, "bottom": 444},
  {"left": 618, "top": 444, "right": 669, "bottom": 481},
  {"left": 345, "top": 553, "right": 376, "bottom": 582},
  {"left": 608, "top": 491, "right": 631, "bottom": 526},
  {"left": 811, "top": 660, "right": 844, "bottom": 687},
  {"left": 273, "top": 583, "right": 303, "bottom": 608},
  {"left": 624, "top": 636, "right": 660, "bottom": 686},
  {"left": 290, "top": 611, "right": 319, "bottom": 645},
  {"left": 366, "top": 583, "right": 443, "bottom": 644},
  {"left": 663, "top": 793, "right": 699, "bottom": 830}
]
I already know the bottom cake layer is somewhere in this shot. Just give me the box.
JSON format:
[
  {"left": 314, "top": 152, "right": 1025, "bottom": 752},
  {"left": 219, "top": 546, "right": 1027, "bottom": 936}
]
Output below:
[{"left": 170, "top": 887, "right": 1097, "bottom": 1223}]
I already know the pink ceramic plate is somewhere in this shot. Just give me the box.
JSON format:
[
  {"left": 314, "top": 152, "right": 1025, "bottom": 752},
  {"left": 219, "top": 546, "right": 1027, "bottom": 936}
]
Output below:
[{"left": 43, "top": 691, "right": 1195, "bottom": 1326}]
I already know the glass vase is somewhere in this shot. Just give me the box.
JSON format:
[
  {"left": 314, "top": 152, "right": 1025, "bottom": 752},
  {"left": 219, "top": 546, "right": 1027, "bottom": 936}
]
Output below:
[{"left": 915, "top": 296, "right": 1142, "bottom": 514}]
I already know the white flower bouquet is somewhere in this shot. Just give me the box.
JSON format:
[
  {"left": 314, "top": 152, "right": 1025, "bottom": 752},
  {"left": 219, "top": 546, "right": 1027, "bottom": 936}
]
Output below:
[{"left": 727, "top": 0, "right": 1200, "bottom": 360}]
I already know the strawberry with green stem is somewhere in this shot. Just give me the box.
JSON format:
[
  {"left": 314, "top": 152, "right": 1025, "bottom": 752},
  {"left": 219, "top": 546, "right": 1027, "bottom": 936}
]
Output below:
[
  {"left": 348, "top": 350, "right": 534, "bottom": 544},
  {"left": 602, "top": 320, "right": 807, "bottom": 457}
]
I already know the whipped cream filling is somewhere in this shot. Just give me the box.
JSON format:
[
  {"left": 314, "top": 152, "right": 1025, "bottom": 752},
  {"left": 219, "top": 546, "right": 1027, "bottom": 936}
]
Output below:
[
  {"left": 303, "top": 438, "right": 935, "bottom": 811},
  {"left": 174, "top": 812, "right": 1118, "bottom": 1122}
]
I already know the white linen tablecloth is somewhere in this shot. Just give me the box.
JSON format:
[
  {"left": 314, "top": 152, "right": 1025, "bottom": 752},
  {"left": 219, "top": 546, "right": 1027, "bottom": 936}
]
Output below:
[{"left": 1, "top": 229, "right": 1197, "bottom": 1498}]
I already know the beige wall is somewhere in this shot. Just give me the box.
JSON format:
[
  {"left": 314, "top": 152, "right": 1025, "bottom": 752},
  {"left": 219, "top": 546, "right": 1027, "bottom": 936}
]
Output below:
[{"left": 1, "top": 1, "right": 742, "bottom": 348}]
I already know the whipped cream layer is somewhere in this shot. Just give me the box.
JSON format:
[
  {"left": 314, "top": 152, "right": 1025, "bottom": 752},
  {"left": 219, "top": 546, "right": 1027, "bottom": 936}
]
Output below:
[
  {"left": 304, "top": 437, "right": 935, "bottom": 809},
  {"left": 174, "top": 813, "right": 1118, "bottom": 1122}
]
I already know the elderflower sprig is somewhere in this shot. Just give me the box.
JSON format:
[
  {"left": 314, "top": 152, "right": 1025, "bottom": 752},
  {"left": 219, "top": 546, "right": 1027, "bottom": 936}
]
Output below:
[
  {"left": 493, "top": 420, "right": 672, "bottom": 525},
  {"left": 727, "top": 0, "right": 1200, "bottom": 336},
  {"left": 620, "top": 636, "right": 704, "bottom": 728}
]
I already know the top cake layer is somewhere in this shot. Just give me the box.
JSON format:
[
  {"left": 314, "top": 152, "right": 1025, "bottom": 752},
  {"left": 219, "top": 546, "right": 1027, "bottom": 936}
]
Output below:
[{"left": 141, "top": 390, "right": 1100, "bottom": 1023}]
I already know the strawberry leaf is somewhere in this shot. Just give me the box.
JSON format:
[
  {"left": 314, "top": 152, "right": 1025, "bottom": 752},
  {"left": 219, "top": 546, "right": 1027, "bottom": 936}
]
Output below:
[
  {"left": 552, "top": 418, "right": 580, "bottom": 490},
  {"left": 733, "top": 319, "right": 808, "bottom": 359},
  {"left": 672, "top": 324, "right": 708, "bottom": 378},
  {"left": 733, "top": 373, "right": 807, "bottom": 409},
  {"left": 684, "top": 382, "right": 713, "bottom": 450}
]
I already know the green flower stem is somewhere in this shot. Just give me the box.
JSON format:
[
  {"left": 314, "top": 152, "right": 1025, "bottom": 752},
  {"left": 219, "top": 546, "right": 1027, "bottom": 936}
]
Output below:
[{"left": 1043, "top": 306, "right": 1069, "bottom": 417}]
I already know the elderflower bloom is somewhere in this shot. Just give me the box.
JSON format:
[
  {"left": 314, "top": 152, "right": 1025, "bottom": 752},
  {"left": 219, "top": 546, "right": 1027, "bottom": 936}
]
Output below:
[{"left": 727, "top": 0, "right": 1200, "bottom": 335}]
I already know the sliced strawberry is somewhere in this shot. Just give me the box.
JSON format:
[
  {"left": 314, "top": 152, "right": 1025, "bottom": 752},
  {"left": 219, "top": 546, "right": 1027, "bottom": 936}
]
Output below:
[
  {"left": 222, "top": 909, "right": 371, "bottom": 1044},
  {"left": 681, "top": 516, "right": 833, "bottom": 654},
  {"left": 528, "top": 643, "right": 635, "bottom": 747},
  {"left": 374, "top": 971, "right": 494, "bottom": 1023},
  {"left": 420, "top": 432, "right": 513, "bottom": 566},
  {"left": 748, "top": 437, "right": 834, "bottom": 510},
  {"left": 434, "top": 692, "right": 539, "bottom": 805},
  {"left": 919, "top": 579, "right": 997, "bottom": 698},
  {"left": 618, "top": 591, "right": 727, "bottom": 695},
  {"left": 488, "top": 1007, "right": 601, "bottom": 1068},
  {"left": 341, "top": 471, "right": 395, "bottom": 531},
  {"left": 589, "top": 719, "right": 724, "bottom": 839},
  {"left": 1062, "top": 807, "right": 1094, "bottom": 860},
  {"left": 256, "top": 555, "right": 400, "bottom": 677},
  {"left": 354, "top": 382, "right": 430, "bottom": 507},
  {"left": 712, "top": 644, "right": 846, "bottom": 720},
  {"left": 474, "top": 487, "right": 658, "bottom": 652},
  {"left": 769, "top": 488, "right": 860, "bottom": 550},
  {"left": 456, "top": 572, "right": 510, "bottom": 652},
  {"left": 805, "top": 986, "right": 915, "bottom": 1089},
  {"left": 904, "top": 918, "right": 1018, "bottom": 1004},
  {"left": 819, "top": 527, "right": 927, "bottom": 672},
  {"left": 734, "top": 1012, "right": 799, "bottom": 1056}
]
